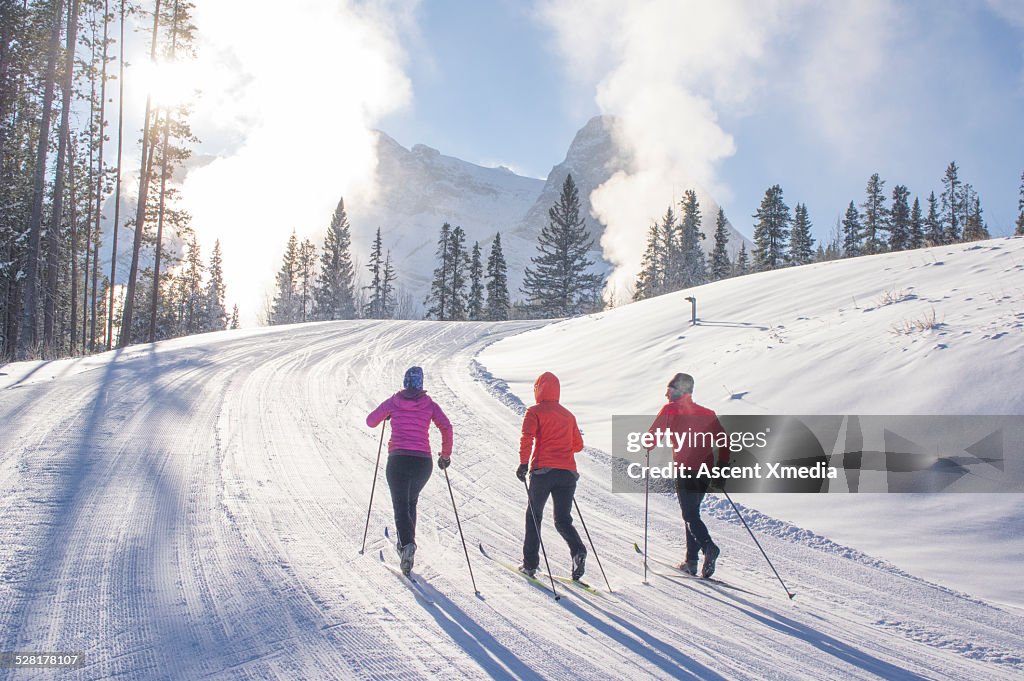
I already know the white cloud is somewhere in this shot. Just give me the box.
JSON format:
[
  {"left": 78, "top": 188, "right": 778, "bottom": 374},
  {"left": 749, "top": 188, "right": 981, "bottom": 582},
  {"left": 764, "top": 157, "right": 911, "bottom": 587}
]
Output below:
[
  {"left": 537, "top": 0, "right": 922, "bottom": 297},
  {"left": 797, "top": 0, "right": 900, "bottom": 156},
  {"left": 538, "top": 0, "right": 791, "bottom": 298},
  {"left": 180, "top": 0, "right": 416, "bottom": 324}
]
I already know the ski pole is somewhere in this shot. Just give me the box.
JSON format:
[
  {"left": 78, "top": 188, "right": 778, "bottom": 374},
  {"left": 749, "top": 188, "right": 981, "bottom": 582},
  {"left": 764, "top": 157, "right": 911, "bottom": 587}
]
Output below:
[
  {"left": 444, "top": 467, "right": 480, "bottom": 595},
  {"left": 643, "top": 449, "right": 650, "bottom": 584},
  {"left": 723, "top": 490, "right": 796, "bottom": 599},
  {"left": 572, "top": 498, "right": 612, "bottom": 592},
  {"left": 359, "top": 421, "right": 387, "bottom": 555},
  {"left": 523, "top": 478, "right": 560, "bottom": 600}
]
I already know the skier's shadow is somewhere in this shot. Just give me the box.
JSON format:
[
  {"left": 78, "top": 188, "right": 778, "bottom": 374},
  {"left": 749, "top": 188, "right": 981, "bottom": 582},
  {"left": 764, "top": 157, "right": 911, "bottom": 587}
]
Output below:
[
  {"left": 412, "top": 581, "right": 542, "bottom": 680},
  {"left": 558, "top": 590, "right": 727, "bottom": 680},
  {"left": 416, "top": 580, "right": 724, "bottom": 680},
  {"left": 713, "top": 591, "right": 930, "bottom": 680}
]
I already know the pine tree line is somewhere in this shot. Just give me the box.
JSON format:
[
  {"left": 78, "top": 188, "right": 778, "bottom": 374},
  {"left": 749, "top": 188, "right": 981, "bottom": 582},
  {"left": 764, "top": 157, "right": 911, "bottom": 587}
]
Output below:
[
  {"left": 635, "top": 192, "right": 725, "bottom": 301},
  {"left": 630, "top": 161, "right": 1022, "bottom": 305},
  {"left": 268, "top": 197, "right": 370, "bottom": 325},
  {"left": 424, "top": 223, "right": 511, "bottom": 321},
  {"left": 0, "top": 0, "right": 221, "bottom": 361},
  {"left": 266, "top": 195, "right": 517, "bottom": 325}
]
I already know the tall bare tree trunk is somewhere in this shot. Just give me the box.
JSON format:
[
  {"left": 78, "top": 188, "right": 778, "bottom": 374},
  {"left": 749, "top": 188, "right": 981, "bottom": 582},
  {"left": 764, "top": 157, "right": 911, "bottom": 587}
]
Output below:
[
  {"left": 90, "top": 0, "right": 109, "bottom": 353},
  {"left": 17, "top": 0, "right": 65, "bottom": 359},
  {"left": 106, "top": 0, "right": 125, "bottom": 350},
  {"left": 149, "top": 0, "right": 180, "bottom": 343},
  {"left": 69, "top": 133, "right": 79, "bottom": 354},
  {"left": 119, "top": 0, "right": 161, "bottom": 347},
  {"left": 45, "top": 0, "right": 80, "bottom": 353}
]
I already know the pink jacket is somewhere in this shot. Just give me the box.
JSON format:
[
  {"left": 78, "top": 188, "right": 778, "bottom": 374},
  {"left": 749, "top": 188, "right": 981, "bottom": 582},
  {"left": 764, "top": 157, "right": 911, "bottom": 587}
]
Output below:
[{"left": 367, "top": 389, "right": 453, "bottom": 458}]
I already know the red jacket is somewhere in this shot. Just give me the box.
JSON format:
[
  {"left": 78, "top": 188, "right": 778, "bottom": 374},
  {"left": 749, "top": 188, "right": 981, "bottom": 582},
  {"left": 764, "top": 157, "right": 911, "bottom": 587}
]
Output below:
[
  {"left": 648, "top": 394, "right": 728, "bottom": 470},
  {"left": 519, "top": 372, "right": 584, "bottom": 471}
]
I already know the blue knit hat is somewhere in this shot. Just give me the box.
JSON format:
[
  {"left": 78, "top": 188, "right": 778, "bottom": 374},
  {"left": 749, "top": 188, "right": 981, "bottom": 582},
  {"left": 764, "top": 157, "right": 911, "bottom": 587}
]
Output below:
[{"left": 403, "top": 366, "right": 424, "bottom": 390}]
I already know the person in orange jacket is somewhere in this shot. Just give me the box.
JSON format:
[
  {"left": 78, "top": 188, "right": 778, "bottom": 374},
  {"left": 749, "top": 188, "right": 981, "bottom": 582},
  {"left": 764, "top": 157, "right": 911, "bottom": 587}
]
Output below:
[
  {"left": 648, "top": 372, "right": 729, "bottom": 578},
  {"left": 516, "top": 371, "right": 588, "bottom": 580}
]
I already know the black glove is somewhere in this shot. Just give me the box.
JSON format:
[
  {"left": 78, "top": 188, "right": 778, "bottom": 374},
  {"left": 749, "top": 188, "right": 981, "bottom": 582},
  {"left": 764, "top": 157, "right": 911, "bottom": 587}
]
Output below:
[
  {"left": 437, "top": 456, "right": 450, "bottom": 470},
  {"left": 516, "top": 464, "right": 529, "bottom": 481}
]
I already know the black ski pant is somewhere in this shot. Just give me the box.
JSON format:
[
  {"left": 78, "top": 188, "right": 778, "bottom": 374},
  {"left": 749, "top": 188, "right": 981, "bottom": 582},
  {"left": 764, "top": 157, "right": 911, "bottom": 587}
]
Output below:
[
  {"left": 522, "top": 469, "right": 586, "bottom": 570},
  {"left": 675, "top": 475, "right": 713, "bottom": 560},
  {"left": 386, "top": 453, "right": 433, "bottom": 548}
]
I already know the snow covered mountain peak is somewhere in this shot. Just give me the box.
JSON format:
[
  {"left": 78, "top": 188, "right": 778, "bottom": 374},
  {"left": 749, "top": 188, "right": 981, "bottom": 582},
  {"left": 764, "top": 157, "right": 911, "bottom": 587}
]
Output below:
[{"left": 352, "top": 120, "right": 750, "bottom": 307}]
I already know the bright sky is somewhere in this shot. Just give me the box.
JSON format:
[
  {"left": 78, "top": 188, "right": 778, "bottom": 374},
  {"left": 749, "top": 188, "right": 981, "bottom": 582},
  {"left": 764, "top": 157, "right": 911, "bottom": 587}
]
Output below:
[
  {"left": 383, "top": 0, "right": 1024, "bottom": 233},
  {"left": 119, "top": 0, "right": 1024, "bottom": 321}
]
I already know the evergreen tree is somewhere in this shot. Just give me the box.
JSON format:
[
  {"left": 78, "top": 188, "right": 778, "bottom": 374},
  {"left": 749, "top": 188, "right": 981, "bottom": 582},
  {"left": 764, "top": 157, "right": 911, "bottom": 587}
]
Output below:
[
  {"left": 940, "top": 161, "right": 962, "bottom": 244},
  {"left": 468, "top": 241, "right": 484, "bottom": 321},
  {"left": 678, "top": 190, "right": 706, "bottom": 287},
  {"left": 363, "top": 227, "right": 387, "bottom": 319},
  {"left": 634, "top": 221, "right": 663, "bottom": 299},
  {"left": 861, "top": 173, "right": 888, "bottom": 254},
  {"left": 181, "top": 233, "right": 205, "bottom": 334},
  {"left": 204, "top": 239, "right": 227, "bottom": 331},
  {"left": 709, "top": 208, "right": 731, "bottom": 281},
  {"left": 962, "top": 187, "right": 988, "bottom": 241},
  {"left": 425, "top": 223, "right": 451, "bottom": 320},
  {"left": 889, "top": 185, "right": 911, "bottom": 251},
  {"left": 521, "top": 174, "right": 603, "bottom": 317},
  {"left": 635, "top": 206, "right": 680, "bottom": 297},
  {"left": 381, "top": 250, "right": 396, "bottom": 319},
  {"left": 733, "top": 242, "right": 750, "bottom": 276},
  {"left": 909, "top": 197, "right": 925, "bottom": 249},
  {"left": 1017, "top": 171, "right": 1024, "bottom": 236},
  {"left": 842, "top": 201, "right": 862, "bottom": 257},
  {"left": 229, "top": 304, "right": 240, "bottom": 329},
  {"left": 313, "top": 197, "right": 356, "bottom": 320},
  {"left": 789, "top": 203, "right": 815, "bottom": 266},
  {"left": 751, "top": 184, "right": 791, "bottom": 270},
  {"left": 925, "top": 192, "right": 943, "bottom": 245},
  {"left": 485, "top": 232, "right": 511, "bottom": 321},
  {"left": 657, "top": 206, "right": 681, "bottom": 291},
  {"left": 297, "top": 238, "right": 316, "bottom": 322},
  {"left": 271, "top": 231, "right": 300, "bottom": 325},
  {"left": 446, "top": 225, "right": 469, "bottom": 321}
]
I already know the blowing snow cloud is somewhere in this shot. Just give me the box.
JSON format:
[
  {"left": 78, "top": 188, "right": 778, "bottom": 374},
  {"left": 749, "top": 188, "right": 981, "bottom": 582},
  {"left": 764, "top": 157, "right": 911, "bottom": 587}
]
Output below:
[{"left": 181, "top": 0, "right": 415, "bottom": 323}]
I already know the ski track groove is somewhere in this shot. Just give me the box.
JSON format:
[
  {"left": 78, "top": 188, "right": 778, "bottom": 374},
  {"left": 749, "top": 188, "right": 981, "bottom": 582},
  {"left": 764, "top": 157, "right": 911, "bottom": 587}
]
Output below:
[{"left": 0, "top": 320, "right": 1021, "bottom": 679}]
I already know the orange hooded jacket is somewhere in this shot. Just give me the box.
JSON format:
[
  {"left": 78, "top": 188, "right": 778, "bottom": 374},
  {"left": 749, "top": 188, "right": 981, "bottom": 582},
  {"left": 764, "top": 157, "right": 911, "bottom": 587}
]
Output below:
[{"left": 519, "top": 372, "right": 584, "bottom": 472}]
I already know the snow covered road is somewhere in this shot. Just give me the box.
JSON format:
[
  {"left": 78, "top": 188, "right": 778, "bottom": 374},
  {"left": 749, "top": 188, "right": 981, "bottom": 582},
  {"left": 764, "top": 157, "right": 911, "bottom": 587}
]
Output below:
[{"left": 1, "top": 319, "right": 1022, "bottom": 679}]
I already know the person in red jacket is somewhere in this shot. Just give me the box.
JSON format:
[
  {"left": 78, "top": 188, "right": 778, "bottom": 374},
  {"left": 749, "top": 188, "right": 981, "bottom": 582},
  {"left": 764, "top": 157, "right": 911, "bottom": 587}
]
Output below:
[
  {"left": 516, "top": 371, "right": 588, "bottom": 580},
  {"left": 367, "top": 366, "right": 452, "bottom": 575},
  {"left": 648, "top": 372, "right": 729, "bottom": 578}
]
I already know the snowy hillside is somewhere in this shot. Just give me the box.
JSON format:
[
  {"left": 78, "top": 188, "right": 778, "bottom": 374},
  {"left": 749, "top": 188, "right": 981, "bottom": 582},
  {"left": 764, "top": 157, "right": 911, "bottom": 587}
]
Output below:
[
  {"left": 480, "top": 236, "right": 1024, "bottom": 611},
  {"left": 1, "top": 239, "right": 1022, "bottom": 679}
]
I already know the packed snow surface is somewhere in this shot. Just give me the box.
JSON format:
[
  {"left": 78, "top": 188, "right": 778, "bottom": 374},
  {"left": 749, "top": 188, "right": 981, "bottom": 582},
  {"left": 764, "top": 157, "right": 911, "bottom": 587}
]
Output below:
[{"left": 1, "top": 238, "right": 1022, "bottom": 679}]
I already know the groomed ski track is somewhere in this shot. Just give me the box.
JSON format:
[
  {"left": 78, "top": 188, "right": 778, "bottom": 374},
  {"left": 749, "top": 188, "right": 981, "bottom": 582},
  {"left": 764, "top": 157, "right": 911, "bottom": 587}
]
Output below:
[{"left": 1, "top": 320, "right": 1021, "bottom": 680}]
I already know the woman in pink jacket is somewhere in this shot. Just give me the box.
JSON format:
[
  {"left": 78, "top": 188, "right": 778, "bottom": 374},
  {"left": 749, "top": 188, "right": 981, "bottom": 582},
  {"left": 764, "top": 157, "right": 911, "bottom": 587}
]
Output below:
[{"left": 366, "top": 366, "right": 453, "bottom": 574}]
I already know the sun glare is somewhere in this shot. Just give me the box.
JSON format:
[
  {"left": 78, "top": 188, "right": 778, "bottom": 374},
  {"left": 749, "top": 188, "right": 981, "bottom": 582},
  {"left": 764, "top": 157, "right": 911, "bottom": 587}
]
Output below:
[{"left": 133, "top": 59, "right": 203, "bottom": 110}]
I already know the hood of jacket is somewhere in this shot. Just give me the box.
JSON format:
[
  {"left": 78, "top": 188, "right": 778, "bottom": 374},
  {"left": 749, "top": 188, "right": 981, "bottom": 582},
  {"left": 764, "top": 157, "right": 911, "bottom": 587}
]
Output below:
[{"left": 534, "top": 372, "right": 560, "bottom": 403}]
